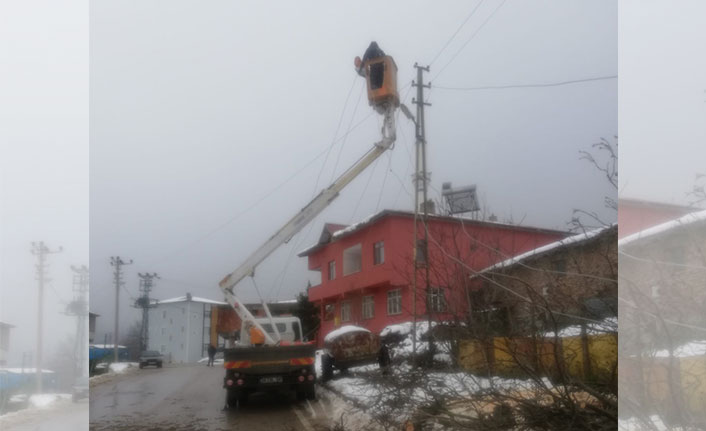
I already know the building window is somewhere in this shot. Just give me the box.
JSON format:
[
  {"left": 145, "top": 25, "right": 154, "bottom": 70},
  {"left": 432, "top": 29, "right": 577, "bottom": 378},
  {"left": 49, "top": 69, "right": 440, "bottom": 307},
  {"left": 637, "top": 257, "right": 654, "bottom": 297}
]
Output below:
[
  {"left": 328, "top": 260, "right": 336, "bottom": 280},
  {"left": 169, "top": 335, "right": 173, "bottom": 342},
  {"left": 362, "top": 295, "right": 375, "bottom": 319},
  {"left": 427, "top": 287, "right": 447, "bottom": 313},
  {"left": 162, "top": 310, "right": 167, "bottom": 319},
  {"left": 324, "top": 304, "right": 335, "bottom": 321},
  {"left": 341, "top": 301, "right": 352, "bottom": 322},
  {"left": 415, "top": 239, "right": 427, "bottom": 265},
  {"left": 387, "top": 289, "right": 402, "bottom": 315},
  {"left": 160, "top": 345, "right": 165, "bottom": 353},
  {"left": 170, "top": 318, "right": 173, "bottom": 325},
  {"left": 343, "top": 244, "right": 362, "bottom": 275},
  {"left": 181, "top": 326, "right": 185, "bottom": 333},
  {"left": 161, "top": 328, "right": 166, "bottom": 335},
  {"left": 373, "top": 241, "right": 384, "bottom": 265},
  {"left": 552, "top": 259, "right": 566, "bottom": 276}
]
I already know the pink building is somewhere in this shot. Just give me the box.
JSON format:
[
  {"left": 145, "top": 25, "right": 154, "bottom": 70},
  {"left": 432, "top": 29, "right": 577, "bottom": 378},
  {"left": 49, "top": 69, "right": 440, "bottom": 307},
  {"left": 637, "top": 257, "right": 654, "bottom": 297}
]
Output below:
[
  {"left": 618, "top": 198, "right": 698, "bottom": 239},
  {"left": 299, "top": 210, "right": 567, "bottom": 344}
]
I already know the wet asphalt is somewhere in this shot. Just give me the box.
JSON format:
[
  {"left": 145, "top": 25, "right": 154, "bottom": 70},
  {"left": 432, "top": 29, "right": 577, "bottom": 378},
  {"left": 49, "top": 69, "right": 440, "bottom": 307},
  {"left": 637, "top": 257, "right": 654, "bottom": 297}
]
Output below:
[{"left": 89, "top": 363, "right": 335, "bottom": 430}]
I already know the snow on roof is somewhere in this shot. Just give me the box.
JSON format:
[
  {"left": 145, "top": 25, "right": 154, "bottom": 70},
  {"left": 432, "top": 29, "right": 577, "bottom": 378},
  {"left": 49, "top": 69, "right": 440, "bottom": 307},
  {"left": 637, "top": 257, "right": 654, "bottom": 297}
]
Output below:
[
  {"left": 331, "top": 213, "right": 378, "bottom": 240},
  {"left": 155, "top": 295, "right": 227, "bottom": 305},
  {"left": 324, "top": 325, "right": 370, "bottom": 343},
  {"left": 476, "top": 224, "right": 616, "bottom": 275},
  {"left": 619, "top": 208, "right": 706, "bottom": 247},
  {"left": 90, "top": 344, "right": 127, "bottom": 349}
]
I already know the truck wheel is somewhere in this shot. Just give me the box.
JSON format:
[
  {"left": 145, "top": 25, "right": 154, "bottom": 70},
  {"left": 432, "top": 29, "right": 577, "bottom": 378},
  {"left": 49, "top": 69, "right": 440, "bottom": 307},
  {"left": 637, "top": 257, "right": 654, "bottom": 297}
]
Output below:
[
  {"left": 227, "top": 390, "right": 248, "bottom": 408},
  {"left": 321, "top": 354, "right": 334, "bottom": 382}
]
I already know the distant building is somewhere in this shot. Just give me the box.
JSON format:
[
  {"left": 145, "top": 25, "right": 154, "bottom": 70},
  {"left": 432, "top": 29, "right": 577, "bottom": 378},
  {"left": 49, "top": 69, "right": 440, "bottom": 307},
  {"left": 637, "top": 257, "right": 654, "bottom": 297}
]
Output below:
[
  {"left": 0, "top": 322, "right": 14, "bottom": 366},
  {"left": 89, "top": 312, "right": 98, "bottom": 344},
  {"left": 299, "top": 210, "right": 568, "bottom": 344},
  {"left": 148, "top": 293, "right": 225, "bottom": 363},
  {"left": 147, "top": 293, "right": 298, "bottom": 363},
  {"left": 618, "top": 198, "right": 699, "bottom": 239}
]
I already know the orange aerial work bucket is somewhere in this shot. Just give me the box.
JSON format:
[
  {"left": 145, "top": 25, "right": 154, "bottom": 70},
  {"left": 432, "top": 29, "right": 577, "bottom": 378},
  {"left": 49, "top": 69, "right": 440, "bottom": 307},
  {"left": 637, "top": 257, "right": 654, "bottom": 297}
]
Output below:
[{"left": 364, "top": 55, "right": 399, "bottom": 109}]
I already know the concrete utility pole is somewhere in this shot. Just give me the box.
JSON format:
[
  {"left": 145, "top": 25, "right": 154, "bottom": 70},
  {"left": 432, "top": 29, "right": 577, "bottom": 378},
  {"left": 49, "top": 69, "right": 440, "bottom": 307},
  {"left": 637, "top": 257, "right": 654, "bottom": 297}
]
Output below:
[
  {"left": 67, "top": 265, "right": 89, "bottom": 378},
  {"left": 31, "top": 241, "right": 62, "bottom": 393},
  {"left": 410, "top": 63, "right": 432, "bottom": 360},
  {"left": 110, "top": 256, "right": 132, "bottom": 363},
  {"left": 135, "top": 273, "right": 159, "bottom": 352}
]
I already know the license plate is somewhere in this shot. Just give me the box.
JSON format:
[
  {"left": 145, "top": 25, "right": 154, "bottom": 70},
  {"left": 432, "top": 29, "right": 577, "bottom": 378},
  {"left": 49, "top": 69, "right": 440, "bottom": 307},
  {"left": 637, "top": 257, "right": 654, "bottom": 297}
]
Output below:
[{"left": 260, "top": 376, "right": 283, "bottom": 384}]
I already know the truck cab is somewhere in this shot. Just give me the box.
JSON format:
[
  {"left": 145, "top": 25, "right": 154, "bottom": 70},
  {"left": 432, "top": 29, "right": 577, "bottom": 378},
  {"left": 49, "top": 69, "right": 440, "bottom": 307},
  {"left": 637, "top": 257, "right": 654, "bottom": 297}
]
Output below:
[{"left": 238, "top": 317, "right": 303, "bottom": 345}]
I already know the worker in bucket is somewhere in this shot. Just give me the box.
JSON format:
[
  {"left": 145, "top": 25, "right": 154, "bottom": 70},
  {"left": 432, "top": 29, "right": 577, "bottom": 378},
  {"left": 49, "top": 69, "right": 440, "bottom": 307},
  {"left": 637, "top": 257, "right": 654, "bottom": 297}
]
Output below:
[{"left": 355, "top": 41, "right": 386, "bottom": 77}]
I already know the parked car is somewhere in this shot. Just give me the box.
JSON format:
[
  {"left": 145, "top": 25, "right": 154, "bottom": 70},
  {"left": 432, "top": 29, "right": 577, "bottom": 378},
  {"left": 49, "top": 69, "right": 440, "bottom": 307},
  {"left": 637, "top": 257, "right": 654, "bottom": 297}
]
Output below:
[
  {"left": 138, "top": 350, "right": 164, "bottom": 369},
  {"left": 320, "top": 325, "right": 390, "bottom": 381}
]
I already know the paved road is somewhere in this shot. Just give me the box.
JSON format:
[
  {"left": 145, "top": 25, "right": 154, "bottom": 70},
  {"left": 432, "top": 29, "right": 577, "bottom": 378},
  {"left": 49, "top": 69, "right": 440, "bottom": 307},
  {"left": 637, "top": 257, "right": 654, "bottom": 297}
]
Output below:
[
  {"left": 89, "top": 364, "right": 336, "bottom": 430},
  {"left": 0, "top": 399, "right": 88, "bottom": 431}
]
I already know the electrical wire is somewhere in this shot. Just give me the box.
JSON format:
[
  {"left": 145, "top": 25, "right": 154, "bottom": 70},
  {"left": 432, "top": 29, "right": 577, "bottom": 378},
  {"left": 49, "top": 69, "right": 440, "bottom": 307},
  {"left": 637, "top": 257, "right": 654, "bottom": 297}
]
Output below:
[
  {"left": 433, "top": 75, "right": 617, "bottom": 91},
  {"left": 432, "top": 0, "right": 508, "bottom": 82},
  {"left": 428, "top": 0, "right": 486, "bottom": 67}
]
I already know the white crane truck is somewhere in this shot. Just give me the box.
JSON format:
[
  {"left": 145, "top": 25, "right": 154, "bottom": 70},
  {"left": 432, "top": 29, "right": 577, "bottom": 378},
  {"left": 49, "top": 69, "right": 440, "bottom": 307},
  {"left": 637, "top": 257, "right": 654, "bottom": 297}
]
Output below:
[{"left": 218, "top": 52, "right": 400, "bottom": 407}]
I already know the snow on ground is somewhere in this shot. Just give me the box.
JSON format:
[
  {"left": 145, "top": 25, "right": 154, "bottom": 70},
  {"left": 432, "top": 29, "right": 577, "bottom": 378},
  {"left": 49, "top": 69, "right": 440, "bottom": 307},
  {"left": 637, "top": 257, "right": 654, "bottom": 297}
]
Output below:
[
  {"left": 323, "top": 325, "right": 369, "bottom": 343},
  {"left": 654, "top": 340, "right": 706, "bottom": 358},
  {"left": 109, "top": 362, "right": 139, "bottom": 373},
  {"left": 28, "top": 394, "right": 72, "bottom": 409},
  {"left": 197, "top": 356, "right": 224, "bottom": 364},
  {"left": 543, "top": 317, "right": 618, "bottom": 338}
]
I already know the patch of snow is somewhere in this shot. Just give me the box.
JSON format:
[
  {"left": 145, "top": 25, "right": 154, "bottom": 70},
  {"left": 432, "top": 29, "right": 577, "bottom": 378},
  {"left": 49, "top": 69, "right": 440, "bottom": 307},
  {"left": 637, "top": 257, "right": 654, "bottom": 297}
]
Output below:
[
  {"left": 109, "top": 362, "right": 138, "bottom": 373},
  {"left": 90, "top": 344, "right": 126, "bottom": 349},
  {"left": 619, "top": 209, "right": 706, "bottom": 247},
  {"left": 654, "top": 340, "right": 706, "bottom": 358},
  {"left": 324, "top": 325, "right": 370, "bottom": 343},
  {"left": 618, "top": 414, "right": 670, "bottom": 431},
  {"left": 28, "top": 393, "right": 71, "bottom": 409},
  {"left": 197, "top": 356, "right": 224, "bottom": 364},
  {"left": 331, "top": 213, "right": 379, "bottom": 240},
  {"left": 543, "top": 317, "right": 618, "bottom": 338},
  {"left": 0, "top": 368, "right": 54, "bottom": 374},
  {"left": 478, "top": 224, "right": 615, "bottom": 275}
]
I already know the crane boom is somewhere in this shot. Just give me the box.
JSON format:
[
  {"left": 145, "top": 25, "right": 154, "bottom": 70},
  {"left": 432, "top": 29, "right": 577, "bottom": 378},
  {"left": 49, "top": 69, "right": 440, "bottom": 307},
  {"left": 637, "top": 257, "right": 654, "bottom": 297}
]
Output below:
[{"left": 218, "top": 105, "right": 396, "bottom": 345}]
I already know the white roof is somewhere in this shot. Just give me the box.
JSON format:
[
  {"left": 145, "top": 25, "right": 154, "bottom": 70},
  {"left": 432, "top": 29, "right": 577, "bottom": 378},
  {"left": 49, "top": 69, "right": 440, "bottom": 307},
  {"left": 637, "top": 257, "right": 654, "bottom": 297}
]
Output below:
[
  {"left": 155, "top": 295, "right": 227, "bottom": 306},
  {"left": 324, "top": 325, "right": 370, "bottom": 343},
  {"left": 477, "top": 224, "right": 615, "bottom": 275},
  {"left": 619, "top": 208, "right": 706, "bottom": 247},
  {"left": 90, "top": 344, "right": 127, "bottom": 349}
]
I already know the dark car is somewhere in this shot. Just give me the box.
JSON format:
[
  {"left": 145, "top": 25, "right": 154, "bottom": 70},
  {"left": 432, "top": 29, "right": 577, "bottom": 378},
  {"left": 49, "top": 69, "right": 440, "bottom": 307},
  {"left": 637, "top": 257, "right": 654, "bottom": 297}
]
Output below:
[{"left": 139, "top": 350, "right": 164, "bottom": 369}]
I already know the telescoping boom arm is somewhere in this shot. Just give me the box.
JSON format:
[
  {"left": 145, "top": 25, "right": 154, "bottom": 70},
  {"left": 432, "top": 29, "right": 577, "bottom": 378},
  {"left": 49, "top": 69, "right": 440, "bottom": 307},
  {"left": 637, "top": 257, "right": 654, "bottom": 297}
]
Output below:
[{"left": 218, "top": 105, "right": 397, "bottom": 345}]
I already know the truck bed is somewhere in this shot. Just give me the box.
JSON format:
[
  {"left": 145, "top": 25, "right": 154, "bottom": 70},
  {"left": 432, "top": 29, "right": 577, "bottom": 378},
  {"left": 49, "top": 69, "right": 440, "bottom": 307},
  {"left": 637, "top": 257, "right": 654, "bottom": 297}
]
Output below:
[{"left": 224, "top": 343, "right": 316, "bottom": 374}]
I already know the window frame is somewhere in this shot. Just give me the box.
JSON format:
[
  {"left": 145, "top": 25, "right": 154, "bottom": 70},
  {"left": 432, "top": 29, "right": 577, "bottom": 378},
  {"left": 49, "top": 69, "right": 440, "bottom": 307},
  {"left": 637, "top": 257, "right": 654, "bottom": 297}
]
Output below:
[
  {"left": 341, "top": 300, "right": 352, "bottom": 322},
  {"left": 387, "top": 289, "right": 402, "bottom": 315},
  {"left": 328, "top": 260, "right": 336, "bottom": 280},
  {"left": 343, "top": 243, "right": 362, "bottom": 276},
  {"left": 427, "top": 287, "right": 447, "bottom": 313},
  {"left": 373, "top": 241, "right": 385, "bottom": 265},
  {"left": 362, "top": 295, "right": 375, "bottom": 319}
]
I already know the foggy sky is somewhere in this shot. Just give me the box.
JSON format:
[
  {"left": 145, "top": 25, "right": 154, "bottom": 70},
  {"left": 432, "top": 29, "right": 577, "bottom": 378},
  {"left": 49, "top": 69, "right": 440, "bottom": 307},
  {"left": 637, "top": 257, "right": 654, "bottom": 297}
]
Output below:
[{"left": 89, "top": 1, "right": 618, "bottom": 342}]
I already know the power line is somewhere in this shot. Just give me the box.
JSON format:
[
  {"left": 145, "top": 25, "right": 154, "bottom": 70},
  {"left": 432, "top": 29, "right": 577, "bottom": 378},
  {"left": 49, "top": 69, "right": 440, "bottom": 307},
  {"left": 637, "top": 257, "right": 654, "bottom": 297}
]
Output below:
[
  {"left": 432, "top": 0, "right": 508, "bottom": 82},
  {"left": 428, "top": 0, "right": 486, "bottom": 66},
  {"left": 433, "top": 75, "right": 617, "bottom": 91}
]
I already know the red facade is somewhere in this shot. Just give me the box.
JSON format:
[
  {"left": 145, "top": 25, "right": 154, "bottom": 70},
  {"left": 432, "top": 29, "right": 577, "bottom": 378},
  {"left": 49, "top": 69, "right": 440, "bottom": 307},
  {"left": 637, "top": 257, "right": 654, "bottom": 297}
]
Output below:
[{"left": 299, "top": 211, "right": 566, "bottom": 344}]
